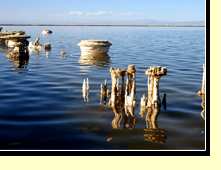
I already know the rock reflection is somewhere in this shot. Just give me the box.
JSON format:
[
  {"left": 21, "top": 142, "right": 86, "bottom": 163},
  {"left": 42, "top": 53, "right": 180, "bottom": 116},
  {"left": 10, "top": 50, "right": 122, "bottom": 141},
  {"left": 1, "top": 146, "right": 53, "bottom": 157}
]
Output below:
[
  {"left": 199, "top": 93, "right": 205, "bottom": 120},
  {"left": 6, "top": 42, "right": 29, "bottom": 74},
  {"left": 7, "top": 54, "right": 29, "bottom": 74},
  {"left": 79, "top": 53, "right": 111, "bottom": 68},
  {"left": 144, "top": 134, "right": 167, "bottom": 144},
  {"left": 82, "top": 78, "right": 89, "bottom": 102},
  {"left": 140, "top": 101, "right": 167, "bottom": 144},
  {"left": 100, "top": 79, "right": 110, "bottom": 105}
]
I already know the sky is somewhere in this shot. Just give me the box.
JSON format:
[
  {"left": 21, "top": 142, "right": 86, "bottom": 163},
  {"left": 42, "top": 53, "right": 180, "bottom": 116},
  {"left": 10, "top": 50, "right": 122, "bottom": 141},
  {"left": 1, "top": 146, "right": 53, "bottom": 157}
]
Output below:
[{"left": 0, "top": 0, "right": 206, "bottom": 24}]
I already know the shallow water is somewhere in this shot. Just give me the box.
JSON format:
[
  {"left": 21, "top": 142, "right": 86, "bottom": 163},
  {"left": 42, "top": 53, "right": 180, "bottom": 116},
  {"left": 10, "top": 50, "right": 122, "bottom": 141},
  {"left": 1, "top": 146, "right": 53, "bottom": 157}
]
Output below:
[{"left": 0, "top": 26, "right": 205, "bottom": 150}]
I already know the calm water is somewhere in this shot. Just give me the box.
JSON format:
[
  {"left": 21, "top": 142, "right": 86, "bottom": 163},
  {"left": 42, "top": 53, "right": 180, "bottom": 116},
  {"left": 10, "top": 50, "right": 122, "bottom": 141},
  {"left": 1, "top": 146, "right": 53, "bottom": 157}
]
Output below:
[{"left": 0, "top": 26, "right": 205, "bottom": 150}]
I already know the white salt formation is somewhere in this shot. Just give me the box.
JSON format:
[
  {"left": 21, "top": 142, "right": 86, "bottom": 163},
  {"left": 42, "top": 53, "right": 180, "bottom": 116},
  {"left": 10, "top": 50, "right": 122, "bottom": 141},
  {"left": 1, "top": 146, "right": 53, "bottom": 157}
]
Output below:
[
  {"left": 0, "top": 34, "right": 30, "bottom": 47},
  {"left": 0, "top": 30, "right": 26, "bottom": 36},
  {"left": 77, "top": 40, "right": 112, "bottom": 56},
  {"left": 42, "top": 29, "right": 52, "bottom": 34},
  {"left": 28, "top": 37, "right": 51, "bottom": 52}
]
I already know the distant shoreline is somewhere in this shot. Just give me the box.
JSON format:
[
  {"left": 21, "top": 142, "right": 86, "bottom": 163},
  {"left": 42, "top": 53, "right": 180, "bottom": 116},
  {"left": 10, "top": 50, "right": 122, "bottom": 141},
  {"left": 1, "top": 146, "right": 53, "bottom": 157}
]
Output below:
[{"left": 0, "top": 24, "right": 205, "bottom": 27}]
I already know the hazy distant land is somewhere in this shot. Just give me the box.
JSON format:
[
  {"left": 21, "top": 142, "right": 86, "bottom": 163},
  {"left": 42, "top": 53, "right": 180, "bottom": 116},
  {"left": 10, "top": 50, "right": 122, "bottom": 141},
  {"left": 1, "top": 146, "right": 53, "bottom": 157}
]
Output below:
[{"left": 0, "top": 24, "right": 205, "bottom": 27}]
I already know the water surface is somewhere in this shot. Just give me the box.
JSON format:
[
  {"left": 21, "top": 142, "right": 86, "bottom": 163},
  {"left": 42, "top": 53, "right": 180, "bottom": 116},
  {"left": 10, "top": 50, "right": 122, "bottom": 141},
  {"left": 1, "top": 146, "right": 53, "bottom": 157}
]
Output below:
[{"left": 0, "top": 26, "right": 205, "bottom": 150}]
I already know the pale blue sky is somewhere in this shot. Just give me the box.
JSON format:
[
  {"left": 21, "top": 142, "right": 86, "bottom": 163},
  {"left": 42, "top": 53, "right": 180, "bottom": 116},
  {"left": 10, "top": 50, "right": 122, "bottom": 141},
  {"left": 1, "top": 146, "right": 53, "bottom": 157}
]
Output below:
[{"left": 0, "top": 0, "right": 205, "bottom": 24}]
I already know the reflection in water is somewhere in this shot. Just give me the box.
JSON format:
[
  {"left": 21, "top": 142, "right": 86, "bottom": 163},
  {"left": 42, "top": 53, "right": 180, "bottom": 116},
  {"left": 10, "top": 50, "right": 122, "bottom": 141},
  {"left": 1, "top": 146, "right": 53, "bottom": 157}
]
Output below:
[
  {"left": 144, "top": 134, "right": 167, "bottom": 144},
  {"left": 46, "top": 51, "right": 50, "bottom": 58},
  {"left": 162, "top": 93, "right": 166, "bottom": 110},
  {"left": 198, "top": 64, "right": 205, "bottom": 120},
  {"left": 199, "top": 94, "right": 205, "bottom": 120},
  {"left": 6, "top": 42, "right": 29, "bottom": 74},
  {"left": 100, "top": 79, "right": 110, "bottom": 105},
  {"left": 140, "top": 101, "right": 167, "bottom": 144},
  {"left": 79, "top": 53, "right": 111, "bottom": 68},
  {"left": 7, "top": 54, "right": 29, "bottom": 74},
  {"left": 82, "top": 78, "right": 89, "bottom": 102}
]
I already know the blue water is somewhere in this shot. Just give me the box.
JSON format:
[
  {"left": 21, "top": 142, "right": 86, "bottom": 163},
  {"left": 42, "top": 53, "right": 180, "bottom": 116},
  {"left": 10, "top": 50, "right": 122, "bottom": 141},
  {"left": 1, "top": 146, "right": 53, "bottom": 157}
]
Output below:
[{"left": 0, "top": 26, "right": 205, "bottom": 150}]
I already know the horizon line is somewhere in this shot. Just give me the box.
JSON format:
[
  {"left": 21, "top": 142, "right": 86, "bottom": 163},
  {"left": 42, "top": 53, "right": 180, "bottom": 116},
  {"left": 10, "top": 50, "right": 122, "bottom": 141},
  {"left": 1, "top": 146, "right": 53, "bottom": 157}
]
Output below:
[{"left": 0, "top": 24, "right": 205, "bottom": 27}]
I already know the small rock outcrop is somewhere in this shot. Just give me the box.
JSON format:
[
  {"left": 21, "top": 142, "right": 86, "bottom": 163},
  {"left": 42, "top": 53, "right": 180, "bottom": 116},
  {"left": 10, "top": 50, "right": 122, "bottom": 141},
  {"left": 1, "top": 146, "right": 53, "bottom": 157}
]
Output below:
[{"left": 42, "top": 29, "right": 52, "bottom": 34}]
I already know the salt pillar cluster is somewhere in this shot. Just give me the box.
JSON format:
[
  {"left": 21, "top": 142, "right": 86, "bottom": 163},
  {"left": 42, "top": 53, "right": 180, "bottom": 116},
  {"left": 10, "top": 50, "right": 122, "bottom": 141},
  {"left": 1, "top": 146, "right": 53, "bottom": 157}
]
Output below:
[
  {"left": 99, "top": 65, "right": 137, "bottom": 129},
  {"left": 108, "top": 65, "right": 136, "bottom": 117}
]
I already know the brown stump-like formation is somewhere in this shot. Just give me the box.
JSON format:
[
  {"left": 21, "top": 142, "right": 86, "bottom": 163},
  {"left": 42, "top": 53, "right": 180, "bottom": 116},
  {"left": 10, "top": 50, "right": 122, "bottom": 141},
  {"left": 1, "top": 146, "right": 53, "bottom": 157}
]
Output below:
[{"left": 7, "top": 42, "right": 29, "bottom": 59}]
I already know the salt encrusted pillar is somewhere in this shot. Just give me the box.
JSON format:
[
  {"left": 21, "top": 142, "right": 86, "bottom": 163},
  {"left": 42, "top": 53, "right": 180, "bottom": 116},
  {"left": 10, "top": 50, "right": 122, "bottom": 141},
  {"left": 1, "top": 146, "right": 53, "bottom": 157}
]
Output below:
[
  {"left": 145, "top": 66, "right": 167, "bottom": 106},
  {"left": 125, "top": 65, "right": 136, "bottom": 118},
  {"left": 126, "top": 65, "right": 136, "bottom": 95},
  {"left": 198, "top": 64, "right": 205, "bottom": 96},
  {"left": 109, "top": 68, "right": 120, "bottom": 106},
  {"left": 108, "top": 68, "right": 124, "bottom": 129}
]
